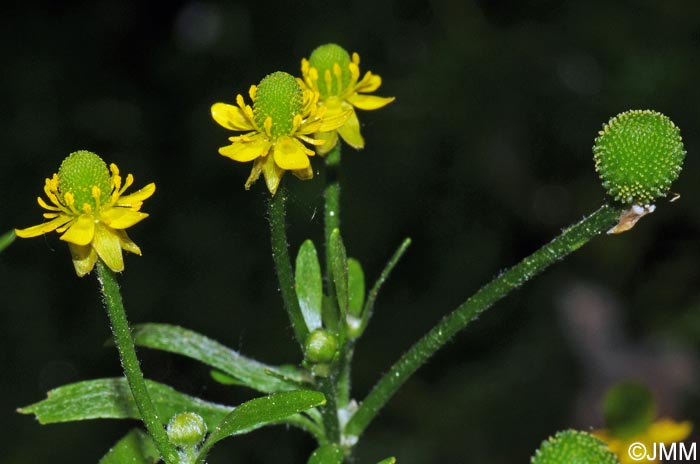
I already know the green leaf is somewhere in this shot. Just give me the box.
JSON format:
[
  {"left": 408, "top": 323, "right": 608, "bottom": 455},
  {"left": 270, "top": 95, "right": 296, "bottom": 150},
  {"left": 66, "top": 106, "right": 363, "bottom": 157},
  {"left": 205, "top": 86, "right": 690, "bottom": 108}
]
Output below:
[
  {"left": 308, "top": 444, "right": 344, "bottom": 464},
  {"left": 376, "top": 458, "right": 396, "bottom": 464},
  {"left": 132, "top": 323, "right": 310, "bottom": 393},
  {"left": 196, "top": 390, "right": 326, "bottom": 461},
  {"left": 295, "top": 240, "right": 323, "bottom": 332},
  {"left": 210, "top": 370, "right": 246, "bottom": 386},
  {"left": 329, "top": 228, "right": 348, "bottom": 320},
  {"left": 322, "top": 295, "right": 339, "bottom": 333},
  {"left": 347, "top": 258, "right": 365, "bottom": 317},
  {"left": 98, "top": 429, "right": 160, "bottom": 464},
  {"left": 0, "top": 229, "right": 16, "bottom": 254},
  {"left": 19, "top": 378, "right": 232, "bottom": 428}
]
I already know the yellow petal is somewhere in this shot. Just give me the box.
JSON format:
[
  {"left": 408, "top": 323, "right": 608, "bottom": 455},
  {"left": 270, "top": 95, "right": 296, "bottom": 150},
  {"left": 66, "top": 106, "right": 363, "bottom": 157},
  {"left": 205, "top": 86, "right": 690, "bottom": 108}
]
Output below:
[
  {"left": 318, "top": 108, "right": 353, "bottom": 132},
  {"left": 262, "top": 155, "right": 284, "bottom": 195},
  {"left": 337, "top": 110, "right": 365, "bottom": 149},
  {"left": 69, "top": 243, "right": 97, "bottom": 277},
  {"left": 115, "top": 229, "right": 142, "bottom": 255},
  {"left": 347, "top": 94, "right": 395, "bottom": 110},
  {"left": 647, "top": 419, "right": 693, "bottom": 444},
  {"left": 273, "top": 136, "right": 310, "bottom": 170},
  {"left": 15, "top": 215, "right": 73, "bottom": 238},
  {"left": 219, "top": 139, "right": 271, "bottom": 163},
  {"left": 314, "top": 130, "right": 338, "bottom": 156},
  {"left": 92, "top": 224, "right": 124, "bottom": 272},
  {"left": 117, "top": 183, "right": 156, "bottom": 208},
  {"left": 59, "top": 215, "right": 96, "bottom": 246},
  {"left": 101, "top": 207, "right": 149, "bottom": 229},
  {"left": 211, "top": 102, "right": 254, "bottom": 131}
]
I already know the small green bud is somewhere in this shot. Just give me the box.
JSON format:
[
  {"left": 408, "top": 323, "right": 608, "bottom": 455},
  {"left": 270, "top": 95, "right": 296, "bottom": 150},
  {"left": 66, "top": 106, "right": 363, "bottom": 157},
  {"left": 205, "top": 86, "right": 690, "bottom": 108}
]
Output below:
[
  {"left": 305, "top": 328, "right": 338, "bottom": 364},
  {"left": 531, "top": 430, "right": 619, "bottom": 464},
  {"left": 253, "top": 71, "right": 303, "bottom": 139},
  {"left": 58, "top": 150, "right": 111, "bottom": 209},
  {"left": 593, "top": 110, "right": 685, "bottom": 205},
  {"left": 309, "top": 43, "right": 353, "bottom": 98},
  {"left": 166, "top": 412, "right": 207, "bottom": 448}
]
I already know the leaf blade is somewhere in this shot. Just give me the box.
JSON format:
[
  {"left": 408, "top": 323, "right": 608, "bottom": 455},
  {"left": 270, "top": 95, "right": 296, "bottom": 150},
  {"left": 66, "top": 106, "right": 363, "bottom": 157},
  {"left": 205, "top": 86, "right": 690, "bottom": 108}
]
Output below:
[
  {"left": 98, "top": 428, "right": 160, "bottom": 464},
  {"left": 307, "top": 444, "right": 344, "bottom": 464},
  {"left": 196, "top": 390, "right": 326, "bottom": 461},
  {"left": 19, "top": 378, "right": 232, "bottom": 428},
  {"left": 132, "top": 323, "right": 310, "bottom": 393},
  {"left": 295, "top": 240, "right": 323, "bottom": 331}
]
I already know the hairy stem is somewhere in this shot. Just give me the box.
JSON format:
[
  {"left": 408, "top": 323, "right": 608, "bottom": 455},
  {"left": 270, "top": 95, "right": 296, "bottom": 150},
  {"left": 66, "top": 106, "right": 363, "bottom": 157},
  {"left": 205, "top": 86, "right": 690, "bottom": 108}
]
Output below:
[
  {"left": 96, "top": 260, "right": 179, "bottom": 464},
  {"left": 268, "top": 185, "right": 309, "bottom": 349},
  {"left": 345, "top": 204, "right": 623, "bottom": 439}
]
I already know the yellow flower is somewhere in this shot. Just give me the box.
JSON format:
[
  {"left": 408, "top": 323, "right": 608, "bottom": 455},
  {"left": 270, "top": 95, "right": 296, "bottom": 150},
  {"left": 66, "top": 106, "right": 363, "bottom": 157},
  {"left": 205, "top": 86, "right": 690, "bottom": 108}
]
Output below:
[
  {"left": 16, "top": 150, "right": 155, "bottom": 277},
  {"left": 593, "top": 419, "right": 693, "bottom": 464},
  {"left": 211, "top": 71, "right": 350, "bottom": 195},
  {"left": 300, "top": 43, "right": 395, "bottom": 155}
]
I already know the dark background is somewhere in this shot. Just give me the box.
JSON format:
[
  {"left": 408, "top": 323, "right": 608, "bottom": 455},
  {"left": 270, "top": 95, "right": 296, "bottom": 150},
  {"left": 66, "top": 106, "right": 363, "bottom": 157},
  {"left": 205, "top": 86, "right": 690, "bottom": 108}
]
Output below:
[{"left": 2, "top": 1, "right": 699, "bottom": 462}]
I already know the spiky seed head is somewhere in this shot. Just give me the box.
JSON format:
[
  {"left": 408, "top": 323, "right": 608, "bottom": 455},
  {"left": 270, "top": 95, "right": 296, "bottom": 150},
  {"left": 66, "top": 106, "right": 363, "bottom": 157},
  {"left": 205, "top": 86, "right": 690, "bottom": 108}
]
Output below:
[{"left": 593, "top": 110, "right": 685, "bottom": 205}]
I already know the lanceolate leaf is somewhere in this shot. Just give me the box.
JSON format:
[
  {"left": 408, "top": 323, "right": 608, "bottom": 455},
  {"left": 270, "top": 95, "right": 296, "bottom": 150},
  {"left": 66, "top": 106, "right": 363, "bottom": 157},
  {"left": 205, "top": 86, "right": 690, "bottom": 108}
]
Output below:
[
  {"left": 19, "top": 378, "right": 232, "bottom": 427},
  {"left": 98, "top": 429, "right": 160, "bottom": 464},
  {"left": 308, "top": 444, "right": 344, "bottom": 464},
  {"left": 329, "top": 229, "right": 349, "bottom": 319},
  {"left": 196, "top": 390, "right": 326, "bottom": 462},
  {"left": 347, "top": 258, "right": 365, "bottom": 317},
  {"left": 376, "top": 458, "right": 396, "bottom": 464},
  {"left": 295, "top": 240, "right": 323, "bottom": 331},
  {"left": 132, "top": 323, "right": 310, "bottom": 393}
]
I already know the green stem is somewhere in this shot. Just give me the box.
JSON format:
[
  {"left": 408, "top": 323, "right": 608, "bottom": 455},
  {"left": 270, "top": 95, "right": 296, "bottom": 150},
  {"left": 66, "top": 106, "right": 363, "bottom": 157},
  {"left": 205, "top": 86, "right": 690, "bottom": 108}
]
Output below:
[
  {"left": 345, "top": 204, "right": 623, "bottom": 439},
  {"left": 318, "top": 376, "right": 341, "bottom": 443},
  {"left": 321, "top": 143, "right": 344, "bottom": 442},
  {"left": 268, "top": 184, "right": 309, "bottom": 349},
  {"left": 96, "top": 260, "right": 179, "bottom": 464}
]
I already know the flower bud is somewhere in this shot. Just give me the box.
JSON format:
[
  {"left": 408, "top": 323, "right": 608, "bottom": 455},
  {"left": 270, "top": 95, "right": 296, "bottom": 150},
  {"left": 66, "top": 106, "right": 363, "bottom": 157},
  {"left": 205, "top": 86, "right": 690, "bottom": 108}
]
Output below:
[
  {"left": 166, "top": 412, "right": 207, "bottom": 448},
  {"left": 304, "top": 328, "right": 338, "bottom": 364}
]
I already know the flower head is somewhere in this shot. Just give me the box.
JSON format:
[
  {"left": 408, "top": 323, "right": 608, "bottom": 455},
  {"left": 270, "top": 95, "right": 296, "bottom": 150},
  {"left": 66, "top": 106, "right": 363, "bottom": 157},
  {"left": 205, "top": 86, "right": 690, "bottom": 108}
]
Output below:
[
  {"left": 301, "top": 43, "right": 395, "bottom": 155},
  {"left": 16, "top": 150, "right": 155, "bottom": 277},
  {"left": 211, "top": 71, "right": 350, "bottom": 195},
  {"left": 592, "top": 381, "right": 693, "bottom": 464},
  {"left": 593, "top": 419, "right": 692, "bottom": 464},
  {"left": 594, "top": 110, "right": 685, "bottom": 205}
]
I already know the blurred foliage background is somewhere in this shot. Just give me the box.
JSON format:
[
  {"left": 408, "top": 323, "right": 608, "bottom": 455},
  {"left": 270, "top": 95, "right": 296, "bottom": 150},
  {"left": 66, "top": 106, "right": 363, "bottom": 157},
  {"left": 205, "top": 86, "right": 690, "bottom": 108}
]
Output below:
[{"left": 2, "top": 1, "right": 700, "bottom": 462}]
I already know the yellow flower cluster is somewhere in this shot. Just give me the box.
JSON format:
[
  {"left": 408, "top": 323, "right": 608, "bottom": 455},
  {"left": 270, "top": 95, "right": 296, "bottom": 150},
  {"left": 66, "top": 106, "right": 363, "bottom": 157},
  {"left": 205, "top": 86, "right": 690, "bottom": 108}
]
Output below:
[{"left": 211, "top": 44, "right": 394, "bottom": 194}]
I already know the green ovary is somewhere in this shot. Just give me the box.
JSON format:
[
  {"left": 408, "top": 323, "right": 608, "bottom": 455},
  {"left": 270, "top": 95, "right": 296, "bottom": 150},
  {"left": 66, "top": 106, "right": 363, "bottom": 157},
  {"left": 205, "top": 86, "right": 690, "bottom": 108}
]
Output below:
[
  {"left": 253, "top": 71, "right": 303, "bottom": 139},
  {"left": 58, "top": 150, "right": 111, "bottom": 209},
  {"left": 593, "top": 110, "right": 685, "bottom": 205}
]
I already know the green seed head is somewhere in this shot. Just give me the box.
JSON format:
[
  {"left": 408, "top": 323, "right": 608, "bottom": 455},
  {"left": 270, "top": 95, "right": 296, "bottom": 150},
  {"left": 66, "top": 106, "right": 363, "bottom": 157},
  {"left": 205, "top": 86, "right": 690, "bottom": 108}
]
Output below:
[
  {"left": 309, "top": 43, "right": 353, "bottom": 98},
  {"left": 531, "top": 430, "right": 619, "bottom": 464},
  {"left": 58, "top": 150, "right": 111, "bottom": 209},
  {"left": 253, "top": 71, "right": 303, "bottom": 139},
  {"left": 593, "top": 110, "right": 685, "bottom": 205},
  {"left": 167, "top": 412, "right": 208, "bottom": 448},
  {"left": 304, "top": 328, "right": 338, "bottom": 364}
]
